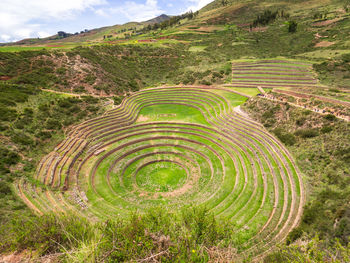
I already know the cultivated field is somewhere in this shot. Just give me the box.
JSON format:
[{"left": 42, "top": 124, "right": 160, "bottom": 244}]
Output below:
[
  {"left": 16, "top": 86, "right": 304, "bottom": 258},
  {"left": 228, "top": 59, "right": 318, "bottom": 89}
]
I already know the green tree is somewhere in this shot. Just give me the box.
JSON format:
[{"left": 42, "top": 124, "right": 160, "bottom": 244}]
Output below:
[
  {"left": 221, "top": 0, "right": 229, "bottom": 6},
  {"left": 288, "top": 21, "right": 298, "bottom": 33}
]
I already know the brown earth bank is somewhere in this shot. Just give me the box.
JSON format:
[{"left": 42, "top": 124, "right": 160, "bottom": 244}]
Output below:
[
  {"left": 0, "top": 76, "right": 12, "bottom": 80},
  {"left": 0, "top": 252, "right": 59, "bottom": 263},
  {"left": 315, "top": 41, "right": 335, "bottom": 47}
]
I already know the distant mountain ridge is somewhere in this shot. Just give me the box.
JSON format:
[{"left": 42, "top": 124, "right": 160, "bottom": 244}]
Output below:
[
  {"left": 144, "top": 14, "right": 171, "bottom": 24},
  {"left": 1, "top": 14, "right": 172, "bottom": 45}
]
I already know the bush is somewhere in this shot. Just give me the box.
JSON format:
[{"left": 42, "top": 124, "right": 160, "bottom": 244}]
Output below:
[
  {"left": 341, "top": 53, "right": 350, "bottom": 63},
  {"left": 295, "top": 128, "right": 319, "bottom": 138},
  {"left": 36, "top": 131, "right": 52, "bottom": 140},
  {"left": 273, "top": 128, "right": 296, "bottom": 146},
  {"left": 288, "top": 21, "right": 298, "bottom": 33},
  {"left": 11, "top": 132, "right": 34, "bottom": 146},
  {"left": 73, "top": 86, "right": 86, "bottom": 93},
  {"left": 113, "top": 96, "right": 124, "bottom": 105},
  {"left": 286, "top": 227, "right": 303, "bottom": 245},
  {"left": 81, "top": 96, "right": 98, "bottom": 104},
  {"left": 0, "top": 207, "right": 235, "bottom": 261},
  {"left": 321, "top": 126, "right": 333, "bottom": 133},
  {"left": 84, "top": 74, "right": 96, "bottom": 85},
  {"left": 55, "top": 67, "right": 66, "bottom": 75},
  {"left": 46, "top": 119, "right": 62, "bottom": 130},
  {"left": 0, "top": 147, "right": 20, "bottom": 166},
  {"left": 252, "top": 10, "right": 279, "bottom": 27},
  {"left": 296, "top": 117, "right": 306, "bottom": 126},
  {"left": 0, "top": 213, "right": 95, "bottom": 254},
  {"left": 129, "top": 80, "right": 139, "bottom": 92},
  {"left": 324, "top": 114, "right": 336, "bottom": 121},
  {"left": 0, "top": 108, "right": 17, "bottom": 122},
  {"left": 264, "top": 236, "right": 350, "bottom": 263}
]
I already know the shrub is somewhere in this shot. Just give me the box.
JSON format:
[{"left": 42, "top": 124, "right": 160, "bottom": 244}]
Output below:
[
  {"left": 0, "top": 213, "right": 95, "bottom": 254},
  {"left": 286, "top": 227, "right": 303, "bottom": 245},
  {"left": 73, "top": 86, "right": 86, "bottom": 93},
  {"left": 129, "top": 80, "right": 139, "bottom": 92},
  {"left": 264, "top": 236, "right": 350, "bottom": 263},
  {"left": 81, "top": 96, "right": 98, "bottom": 104},
  {"left": 46, "top": 119, "right": 62, "bottom": 130},
  {"left": 0, "top": 108, "right": 17, "bottom": 122},
  {"left": 288, "top": 21, "right": 298, "bottom": 33},
  {"left": 84, "top": 74, "right": 96, "bottom": 85},
  {"left": 113, "top": 96, "right": 124, "bottom": 105},
  {"left": 55, "top": 67, "right": 67, "bottom": 75},
  {"left": 11, "top": 132, "right": 34, "bottom": 146},
  {"left": 252, "top": 10, "right": 279, "bottom": 27},
  {"left": 0, "top": 98, "right": 16, "bottom": 107},
  {"left": 324, "top": 114, "right": 336, "bottom": 121},
  {"left": 296, "top": 117, "right": 306, "bottom": 126},
  {"left": 36, "top": 131, "right": 52, "bottom": 140},
  {"left": 335, "top": 147, "right": 350, "bottom": 162},
  {"left": 341, "top": 53, "right": 350, "bottom": 63},
  {"left": 0, "top": 207, "right": 235, "bottom": 261},
  {"left": 38, "top": 104, "right": 50, "bottom": 112},
  {"left": 273, "top": 128, "right": 296, "bottom": 146},
  {"left": 321, "top": 126, "right": 333, "bottom": 133},
  {"left": 295, "top": 128, "right": 319, "bottom": 138},
  {"left": 0, "top": 147, "right": 20, "bottom": 166},
  {"left": 0, "top": 124, "right": 9, "bottom": 132}
]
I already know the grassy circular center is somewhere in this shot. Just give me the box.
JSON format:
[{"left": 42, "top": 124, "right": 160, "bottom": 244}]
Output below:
[{"left": 136, "top": 161, "right": 187, "bottom": 192}]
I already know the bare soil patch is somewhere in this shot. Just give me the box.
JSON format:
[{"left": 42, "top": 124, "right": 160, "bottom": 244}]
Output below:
[
  {"left": 0, "top": 76, "right": 12, "bottom": 80},
  {"left": 315, "top": 41, "right": 335, "bottom": 47},
  {"left": 247, "top": 27, "right": 268, "bottom": 32},
  {"left": 46, "top": 45, "right": 64, "bottom": 47},
  {"left": 312, "top": 18, "right": 341, "bottom": 27},
  {"left": 137, "top": 115, "right": 150, "bottom": 122}
]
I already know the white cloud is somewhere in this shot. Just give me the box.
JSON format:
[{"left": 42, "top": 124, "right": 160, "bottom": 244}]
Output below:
[
  {"left": 0, "top": 34, "right": 11, "bottom": 42},
  {"left": 185, "top": 0, "right": 213, "bottom": 12},
  {"left": 96, "top": 0, "right": 164, "bottom": 22},
  {"left": 0, "top": 0, "right": 106, "bottom": 42}
]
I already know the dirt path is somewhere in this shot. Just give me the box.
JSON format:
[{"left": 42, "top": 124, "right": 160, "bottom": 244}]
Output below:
[
  {"left": 265, "top": 92, "right": 349, "bottom": 122},
  {"left": 41, "top": 88, "right": 115, "bottom": 107},
  {"left": 273, "top": 89, "right": 350, "bottom": 108}
]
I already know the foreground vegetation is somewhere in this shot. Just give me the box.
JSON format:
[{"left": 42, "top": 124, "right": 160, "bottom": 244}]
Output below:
[{"left": 0, "top": 207, "right": 237, "bottom": 262}]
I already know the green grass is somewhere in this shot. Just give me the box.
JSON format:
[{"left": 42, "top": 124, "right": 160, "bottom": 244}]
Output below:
[
  {"left": 137, "top": 103, "right": 210, "bottom": 125},
  {"left": 228, "top": 87, "right": 261, "bottom": 96},
  {"left": 136, "top": 161, "right": 188, "bottom": 192},
  {"left": 0, "top": 44, "right": 81, "bottom": 52},
  {"left": 0, "top": 46, "right": 49, "bottom": 52},
  {"left": 189, "top": 46, "right": 208, "bottom": 52},
  {"left": 297, "top": 49, "right": 350, "bottom": 59}
]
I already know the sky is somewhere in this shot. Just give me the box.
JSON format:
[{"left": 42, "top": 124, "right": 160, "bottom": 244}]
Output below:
[{"left": 0, "top": 0, "right": 214, "bottom": 43}]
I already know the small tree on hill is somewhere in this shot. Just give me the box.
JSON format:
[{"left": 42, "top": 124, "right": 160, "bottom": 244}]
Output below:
[
  {"left": 288, "top": 21, "right": 298, "bottom": 33},
  {"left": 221, "top": 0, "right": 229, "bottom": 6},
  {"left": 345, "top": 1, "right": 350, "bottom": 12}
]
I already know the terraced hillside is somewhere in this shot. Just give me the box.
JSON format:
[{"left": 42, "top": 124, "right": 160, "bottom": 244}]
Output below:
[
  {"left": 230, "top": 60, "right": 319, "bottom": 89},
  {"left": 16, "top": 86, "right": 304, "bottom": 258}
]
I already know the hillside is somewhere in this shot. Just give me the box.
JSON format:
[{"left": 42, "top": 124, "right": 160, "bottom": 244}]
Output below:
[
  {"left": 0, "top": 14, "right": 172, "bottom": 49},
  {"left": 0, "top": 0, "right": 349, "bottom": 262}
]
